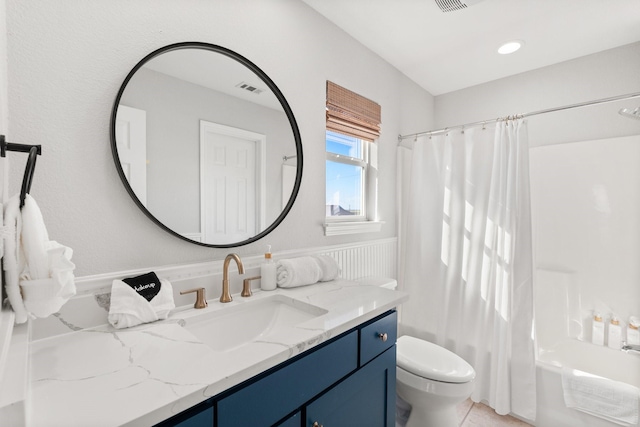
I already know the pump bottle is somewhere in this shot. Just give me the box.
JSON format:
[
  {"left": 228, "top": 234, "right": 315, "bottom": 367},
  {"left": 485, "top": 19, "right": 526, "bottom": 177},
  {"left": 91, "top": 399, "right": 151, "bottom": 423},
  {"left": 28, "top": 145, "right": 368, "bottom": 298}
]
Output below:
[
  {"left": 607, "top": 316, "right": 622, "bottom": 349},
  {"left": 627, "top": 316, "right": 640, "bottom": 346},
  {"left": 260, "top": 245, "right": 277, "bottom": 291},
  {"left": 592, "top": 312, "right": 604, "bottom": 346}
]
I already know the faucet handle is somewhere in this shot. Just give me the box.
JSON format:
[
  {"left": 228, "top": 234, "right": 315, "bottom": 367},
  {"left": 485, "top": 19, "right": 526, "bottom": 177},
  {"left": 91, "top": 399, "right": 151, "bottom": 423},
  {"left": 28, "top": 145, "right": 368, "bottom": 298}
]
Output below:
[
  {"left": 180, "top": 288, "right": 208, "bottom": 309},
  {"left": 242, "top": 276, "right": 261, "bottom": 297}
]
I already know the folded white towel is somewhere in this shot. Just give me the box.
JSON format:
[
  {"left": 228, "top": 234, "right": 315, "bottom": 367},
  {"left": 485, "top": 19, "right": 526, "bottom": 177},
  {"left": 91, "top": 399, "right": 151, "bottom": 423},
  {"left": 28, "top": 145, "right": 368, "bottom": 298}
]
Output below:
[
  {"left": 562, "top": 367, "right": 639, "bottom": 426},
  {"left": 276, "top": 255, "right": 340, "bottom": 288},
  {"left": 2, "top": 194, "right": 76, "bottom": 323},
  {"left": 108, "top": 274, "right": 175, "bottom": 329}
]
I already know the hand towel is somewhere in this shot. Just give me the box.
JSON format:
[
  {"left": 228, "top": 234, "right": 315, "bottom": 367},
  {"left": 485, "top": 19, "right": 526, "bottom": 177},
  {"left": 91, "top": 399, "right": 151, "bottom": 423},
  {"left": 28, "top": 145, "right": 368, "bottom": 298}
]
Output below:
[
  {"left": 3, "top": 194, "right": 28, "bottom": 324},
  {"left": 108, "top": 272, "right": 175, "bottom": 329},
  {"left": 19, "top": 195, "right": 76, "bottom": 318},
  {"left": 562, "top": 367, "right": 639, "bottom": 426},
  {"left": 276, "top": 256, "right": 322, "bottom": 288}
]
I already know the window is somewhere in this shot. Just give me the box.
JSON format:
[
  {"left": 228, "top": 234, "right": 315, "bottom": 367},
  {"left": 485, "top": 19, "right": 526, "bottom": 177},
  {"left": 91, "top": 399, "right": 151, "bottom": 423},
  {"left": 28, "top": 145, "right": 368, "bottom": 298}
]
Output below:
[
  {"left": 326, "top": 130, "right": 368, "bottom": 219},
  {"left": 324, "top": 81, "right": 383, "bottom": 235}
]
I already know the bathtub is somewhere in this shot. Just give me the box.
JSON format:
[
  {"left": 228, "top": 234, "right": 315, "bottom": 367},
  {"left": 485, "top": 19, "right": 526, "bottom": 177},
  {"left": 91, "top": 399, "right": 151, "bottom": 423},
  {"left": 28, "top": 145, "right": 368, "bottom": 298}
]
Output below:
[{"left": 535, "top": 338, "right": 640, "bottom": 427}]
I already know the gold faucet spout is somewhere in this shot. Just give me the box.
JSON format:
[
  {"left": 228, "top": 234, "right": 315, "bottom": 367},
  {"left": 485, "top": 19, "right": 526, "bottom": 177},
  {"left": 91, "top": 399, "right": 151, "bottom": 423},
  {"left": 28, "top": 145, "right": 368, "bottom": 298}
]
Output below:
[{"left": 221, "top": 253, "right": 244, "bottom": 303}]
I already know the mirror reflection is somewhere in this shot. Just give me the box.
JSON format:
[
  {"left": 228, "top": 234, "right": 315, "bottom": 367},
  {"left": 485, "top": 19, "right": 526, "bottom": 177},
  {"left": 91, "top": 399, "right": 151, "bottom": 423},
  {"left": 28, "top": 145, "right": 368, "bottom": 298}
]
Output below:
[{"left": 111, "top": 43, "right": 302, "bottom": 247}]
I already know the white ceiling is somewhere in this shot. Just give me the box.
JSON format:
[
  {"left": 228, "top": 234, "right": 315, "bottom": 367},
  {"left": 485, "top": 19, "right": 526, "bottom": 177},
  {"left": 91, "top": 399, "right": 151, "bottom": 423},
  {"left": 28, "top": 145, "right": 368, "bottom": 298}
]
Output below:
[{"left": 301, "top": 0, "right": 640, "bottom": 96}]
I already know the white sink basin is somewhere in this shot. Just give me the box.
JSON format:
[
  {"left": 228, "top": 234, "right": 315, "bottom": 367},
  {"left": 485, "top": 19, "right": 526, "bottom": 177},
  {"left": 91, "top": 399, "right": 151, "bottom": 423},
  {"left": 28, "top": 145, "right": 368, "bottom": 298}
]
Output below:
[{"left": 180, "top": 295, "right": 327, "bottom": 352}]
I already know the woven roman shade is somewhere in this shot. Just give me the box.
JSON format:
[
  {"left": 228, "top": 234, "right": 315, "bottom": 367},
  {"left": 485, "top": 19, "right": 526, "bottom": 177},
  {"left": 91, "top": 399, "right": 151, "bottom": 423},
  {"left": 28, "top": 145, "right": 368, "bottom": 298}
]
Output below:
[{"left": 326, "top": 81, "right": 381, "bottom": 142}]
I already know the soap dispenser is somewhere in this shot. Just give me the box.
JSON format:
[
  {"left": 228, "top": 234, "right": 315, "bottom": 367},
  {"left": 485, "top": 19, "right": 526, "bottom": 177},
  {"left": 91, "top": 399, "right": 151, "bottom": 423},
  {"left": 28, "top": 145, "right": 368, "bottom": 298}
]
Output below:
[
  {"left": 592, "top": 312, "right": 604, "bottom": 346},
  {"left": 627, "top": 316, "right": 640, "bottom": 345},
  {"left": 260, "top": 245, "right": 277, "bottom": 291},
  {"left": 607, "top": 315, "right": 622, "bottom": 349}
]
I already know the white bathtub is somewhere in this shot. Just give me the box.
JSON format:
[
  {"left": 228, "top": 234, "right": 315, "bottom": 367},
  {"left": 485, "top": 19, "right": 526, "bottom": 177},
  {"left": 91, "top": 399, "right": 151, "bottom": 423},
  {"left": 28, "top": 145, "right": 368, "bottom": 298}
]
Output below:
[{"left": 534, "top": 339, "right": 640, "bottom": 427}]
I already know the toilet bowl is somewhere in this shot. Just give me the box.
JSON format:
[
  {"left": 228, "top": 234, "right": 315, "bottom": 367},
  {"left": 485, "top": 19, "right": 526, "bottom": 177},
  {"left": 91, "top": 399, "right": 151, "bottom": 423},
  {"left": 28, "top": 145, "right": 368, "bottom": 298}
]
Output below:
[
  {"left": 359, "top": 277, "right": 476, "bottom": 427},
  {"left": 396, "top": 335, "right": 475, "bottom": 427}
]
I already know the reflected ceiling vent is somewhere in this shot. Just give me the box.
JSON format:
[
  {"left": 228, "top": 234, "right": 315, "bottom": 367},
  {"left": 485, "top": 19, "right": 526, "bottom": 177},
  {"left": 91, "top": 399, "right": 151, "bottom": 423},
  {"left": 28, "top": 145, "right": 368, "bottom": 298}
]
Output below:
[
  {"left": 235, "top": 81, "right": 264, "bottom": 95},
  {"left": 435, "top": 0, "right": 485, "bottom": 12}
]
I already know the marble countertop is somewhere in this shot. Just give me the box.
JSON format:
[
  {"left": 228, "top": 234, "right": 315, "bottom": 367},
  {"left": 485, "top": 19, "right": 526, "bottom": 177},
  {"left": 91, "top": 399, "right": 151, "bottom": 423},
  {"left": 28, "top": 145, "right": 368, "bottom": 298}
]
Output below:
[{"left": 27, "top": 280, "right": 408, "bottom": 427}]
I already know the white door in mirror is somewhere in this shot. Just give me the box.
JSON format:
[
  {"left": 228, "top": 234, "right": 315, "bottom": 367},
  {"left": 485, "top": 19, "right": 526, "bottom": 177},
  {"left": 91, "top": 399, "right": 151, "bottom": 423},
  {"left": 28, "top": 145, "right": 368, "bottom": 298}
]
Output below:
[
  {"left": 200, "top": 121, "right": 265, "bottom": 244},
  {"left": 116, "top": 105, "right": 147, "bottom": 204}
]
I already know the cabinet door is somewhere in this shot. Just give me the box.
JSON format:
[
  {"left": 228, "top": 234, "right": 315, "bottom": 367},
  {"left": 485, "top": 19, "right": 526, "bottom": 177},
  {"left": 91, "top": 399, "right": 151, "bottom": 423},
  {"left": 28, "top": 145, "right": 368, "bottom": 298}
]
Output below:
[
  {"left": 306, "top": 346, "right": 396, "bottom": 427},
  {"left": 218, "top": 331, "right": 358, "bottom": 426}
]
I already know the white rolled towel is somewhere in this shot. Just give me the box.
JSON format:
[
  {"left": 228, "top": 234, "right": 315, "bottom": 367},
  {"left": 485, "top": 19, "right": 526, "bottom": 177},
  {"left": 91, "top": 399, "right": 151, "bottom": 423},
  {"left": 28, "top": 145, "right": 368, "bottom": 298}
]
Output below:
[
  {"left": 276, "top": 255, "right": 340, "bottom": 288},
  {"left": 277, "top": 257, "right": 322, "bottom": 288},
  {"left": 108, "top": 272, "right": 175, "bottom": 329},
  {"left": 312, "top": 255, "right": 340, "bottom": 282}
]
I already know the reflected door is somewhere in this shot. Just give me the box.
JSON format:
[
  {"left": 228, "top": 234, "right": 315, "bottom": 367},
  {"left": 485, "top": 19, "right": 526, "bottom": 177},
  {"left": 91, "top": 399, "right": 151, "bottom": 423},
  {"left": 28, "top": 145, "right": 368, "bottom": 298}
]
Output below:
[
  {"left": 115, "top": 105, "right": 147, "bottom": 204},
  {"left": 200, "top": 121, "right": 265, "bottom": 244}
]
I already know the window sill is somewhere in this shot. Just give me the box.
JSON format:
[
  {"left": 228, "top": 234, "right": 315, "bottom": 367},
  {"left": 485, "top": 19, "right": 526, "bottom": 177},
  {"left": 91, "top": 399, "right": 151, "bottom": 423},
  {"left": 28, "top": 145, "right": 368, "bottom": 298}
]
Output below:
[{"left": 323, "top": 221, "right": 384, "bottom": 236}]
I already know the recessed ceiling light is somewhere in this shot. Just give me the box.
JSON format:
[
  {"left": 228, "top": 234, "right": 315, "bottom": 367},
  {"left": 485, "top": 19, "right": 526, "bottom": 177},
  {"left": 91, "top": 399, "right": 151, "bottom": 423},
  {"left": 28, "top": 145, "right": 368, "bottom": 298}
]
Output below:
[{"left": 498, "top": 40, "right": 524, "bottom": 55}]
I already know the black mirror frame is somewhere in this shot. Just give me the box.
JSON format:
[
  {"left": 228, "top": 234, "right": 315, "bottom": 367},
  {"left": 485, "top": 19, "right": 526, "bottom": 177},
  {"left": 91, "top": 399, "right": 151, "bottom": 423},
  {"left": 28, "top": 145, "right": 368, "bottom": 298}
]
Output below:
[{"left": 110, "top": 42, "right": 303, "bottom": 248}]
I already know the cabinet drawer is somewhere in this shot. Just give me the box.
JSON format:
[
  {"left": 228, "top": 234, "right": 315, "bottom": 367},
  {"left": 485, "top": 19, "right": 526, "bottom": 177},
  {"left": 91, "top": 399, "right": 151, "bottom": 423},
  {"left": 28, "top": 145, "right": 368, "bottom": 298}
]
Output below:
[
  {"left": 359, "top": 311, "right": 397, "bottom": 366},
  {"left": 217, "top": 330, "right": 358, "bottom": 426}
]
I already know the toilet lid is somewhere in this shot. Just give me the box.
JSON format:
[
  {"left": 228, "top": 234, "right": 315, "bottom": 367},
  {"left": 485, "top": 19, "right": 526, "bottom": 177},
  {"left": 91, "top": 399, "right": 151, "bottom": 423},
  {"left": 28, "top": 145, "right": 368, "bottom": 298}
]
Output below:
[{"left": 396, "top": 336, "right": 475, "bottom": 383}]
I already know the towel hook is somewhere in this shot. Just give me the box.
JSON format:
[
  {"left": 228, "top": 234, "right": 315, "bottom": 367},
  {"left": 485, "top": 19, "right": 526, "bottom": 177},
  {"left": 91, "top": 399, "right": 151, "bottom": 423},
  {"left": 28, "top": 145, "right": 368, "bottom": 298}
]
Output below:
[{"left": 19, "top": 146, "right": 39, "bottom": 208}]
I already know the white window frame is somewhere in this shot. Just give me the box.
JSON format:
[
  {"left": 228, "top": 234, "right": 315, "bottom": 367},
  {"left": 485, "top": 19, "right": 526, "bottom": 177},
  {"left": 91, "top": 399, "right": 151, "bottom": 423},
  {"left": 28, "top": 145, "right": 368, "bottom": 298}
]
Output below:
[{"left": 324, "top": 131, "right": 383, "bottom": 236}]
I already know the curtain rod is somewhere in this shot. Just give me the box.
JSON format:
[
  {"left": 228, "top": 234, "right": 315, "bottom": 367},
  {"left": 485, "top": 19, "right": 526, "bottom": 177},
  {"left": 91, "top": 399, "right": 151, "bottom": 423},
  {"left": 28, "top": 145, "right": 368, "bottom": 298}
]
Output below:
[{"left": 398, "top": 91, "right": 640, "bottom": 142}]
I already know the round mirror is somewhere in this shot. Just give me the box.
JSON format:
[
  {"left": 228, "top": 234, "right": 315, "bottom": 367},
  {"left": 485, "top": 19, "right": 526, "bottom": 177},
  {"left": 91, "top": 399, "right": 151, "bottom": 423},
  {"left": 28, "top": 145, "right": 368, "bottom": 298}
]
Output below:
[{"left": 110, "top": 42, "right": 303, "bottom": 247}]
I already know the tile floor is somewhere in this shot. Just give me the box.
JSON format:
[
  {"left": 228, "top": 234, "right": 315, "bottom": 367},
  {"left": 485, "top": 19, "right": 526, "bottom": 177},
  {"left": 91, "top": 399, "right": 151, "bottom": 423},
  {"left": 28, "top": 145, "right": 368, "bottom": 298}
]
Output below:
[{"left": 457, "top": 399, "right": 532, "bottom": 427}]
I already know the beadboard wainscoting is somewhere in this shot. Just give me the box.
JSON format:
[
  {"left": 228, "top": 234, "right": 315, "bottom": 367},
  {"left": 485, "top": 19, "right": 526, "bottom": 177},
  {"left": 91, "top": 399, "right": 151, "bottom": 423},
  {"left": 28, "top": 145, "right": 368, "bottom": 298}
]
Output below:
[{"left": 31, "top": 238, "right": 398, "bottom": 341}]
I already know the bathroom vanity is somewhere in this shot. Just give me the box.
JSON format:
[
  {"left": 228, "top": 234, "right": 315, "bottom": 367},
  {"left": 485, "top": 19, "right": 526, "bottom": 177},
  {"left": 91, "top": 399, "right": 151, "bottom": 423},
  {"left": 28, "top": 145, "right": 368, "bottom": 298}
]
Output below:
[{"left": 26, "top": 280, "right": 408, "bottom": 426}]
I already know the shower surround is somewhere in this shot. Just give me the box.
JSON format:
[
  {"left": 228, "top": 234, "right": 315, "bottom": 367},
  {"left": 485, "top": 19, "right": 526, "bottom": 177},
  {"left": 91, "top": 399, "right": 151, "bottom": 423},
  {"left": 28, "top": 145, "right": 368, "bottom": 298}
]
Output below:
[{"left": 530, "top": 134, "right": 640, "bottom": 427}]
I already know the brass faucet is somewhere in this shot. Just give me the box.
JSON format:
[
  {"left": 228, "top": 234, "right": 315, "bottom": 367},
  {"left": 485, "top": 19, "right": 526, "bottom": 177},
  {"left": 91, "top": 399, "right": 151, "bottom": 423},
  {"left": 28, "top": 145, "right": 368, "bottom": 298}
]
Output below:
[
  {"left": 220, "top": 253, "right": 244, "bottom": 303},
  {"left": 242, "top": 276, "right": 261, "bottom": 297},
  {"left": 180, "top": 288, "right": 208, "bottom": 309}
]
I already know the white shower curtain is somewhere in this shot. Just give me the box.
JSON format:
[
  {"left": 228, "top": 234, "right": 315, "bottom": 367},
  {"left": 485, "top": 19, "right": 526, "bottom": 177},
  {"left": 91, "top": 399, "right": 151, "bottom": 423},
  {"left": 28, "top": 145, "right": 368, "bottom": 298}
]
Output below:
[{"left": 397, "top": 119, "right": 536, "bottom": 420}]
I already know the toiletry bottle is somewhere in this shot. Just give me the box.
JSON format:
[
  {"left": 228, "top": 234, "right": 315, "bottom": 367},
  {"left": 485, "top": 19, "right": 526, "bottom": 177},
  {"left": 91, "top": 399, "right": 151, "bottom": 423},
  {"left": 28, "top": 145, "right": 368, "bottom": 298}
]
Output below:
[
  {"left": 627, "top": 316, "right": 640, "bottom": 345},
  {"left": 260, "top": 245, "right": 277, "bottom": 291},
  {"left": 592, "top": 312, "right": 604, "bottom": 346},
  {"left": 607, "top": 315, "right": 622, "bottom": 349}
]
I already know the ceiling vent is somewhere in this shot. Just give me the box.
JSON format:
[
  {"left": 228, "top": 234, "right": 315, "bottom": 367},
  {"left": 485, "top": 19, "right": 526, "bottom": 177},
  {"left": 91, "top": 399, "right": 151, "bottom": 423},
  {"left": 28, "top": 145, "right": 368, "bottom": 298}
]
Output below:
[
  {"left": 435, "top": 0, "right": 485, "bottom": 12},
  {"left": 236, "top": 82, "right": 264, "bottom": 95}
]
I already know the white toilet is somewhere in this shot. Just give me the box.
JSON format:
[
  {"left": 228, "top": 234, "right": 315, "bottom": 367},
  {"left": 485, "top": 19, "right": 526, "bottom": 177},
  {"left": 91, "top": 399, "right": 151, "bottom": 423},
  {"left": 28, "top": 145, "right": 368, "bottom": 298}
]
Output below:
[{"left": 359, "top": 277, "right": 476, "bottom": 427}]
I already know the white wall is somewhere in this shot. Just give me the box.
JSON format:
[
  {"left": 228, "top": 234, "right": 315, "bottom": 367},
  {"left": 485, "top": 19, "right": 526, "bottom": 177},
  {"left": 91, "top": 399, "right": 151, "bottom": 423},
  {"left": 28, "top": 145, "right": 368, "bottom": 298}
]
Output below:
[
  {"left": 435, "top": 42, "right": 640, "bottom": 147},
  {"left": 0, "top": 0, "right": 6, "bottom": 137},
  {"left": 5, "top": 0, "right": 434, "bottom": 276}
]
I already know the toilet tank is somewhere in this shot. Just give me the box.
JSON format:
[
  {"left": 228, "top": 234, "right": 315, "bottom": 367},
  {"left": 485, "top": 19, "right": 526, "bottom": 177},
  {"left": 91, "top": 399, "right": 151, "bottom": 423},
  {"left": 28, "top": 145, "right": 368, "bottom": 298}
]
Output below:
[{"left": 358, "top": 277, "right": 397, "bottom": 290}]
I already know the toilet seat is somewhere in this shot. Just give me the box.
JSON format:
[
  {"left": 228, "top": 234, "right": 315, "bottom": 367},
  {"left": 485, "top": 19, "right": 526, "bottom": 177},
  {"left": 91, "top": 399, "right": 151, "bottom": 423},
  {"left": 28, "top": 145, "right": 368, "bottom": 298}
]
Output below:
[{"left": 397, "top": 335, "right": 475, "bottom": 383}]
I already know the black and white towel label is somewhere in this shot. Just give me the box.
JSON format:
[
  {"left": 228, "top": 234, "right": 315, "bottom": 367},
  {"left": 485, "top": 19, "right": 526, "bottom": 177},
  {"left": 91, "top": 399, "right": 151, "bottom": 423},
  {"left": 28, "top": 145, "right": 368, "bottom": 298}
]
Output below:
[{"left": 123, "top": 272, "right": 162, "bottom": 302}]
